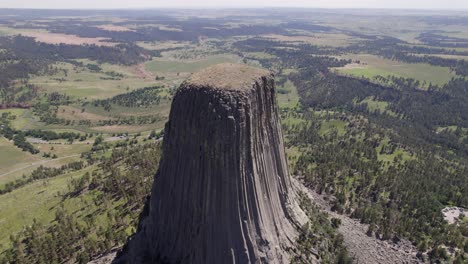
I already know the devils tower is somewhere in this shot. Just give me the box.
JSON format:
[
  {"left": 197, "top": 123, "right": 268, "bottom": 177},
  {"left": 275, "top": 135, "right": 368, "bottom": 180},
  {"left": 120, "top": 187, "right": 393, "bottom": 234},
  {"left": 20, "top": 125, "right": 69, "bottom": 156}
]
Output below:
[{"left": 120, "top": 63, "right": 306, "bottom": 264}]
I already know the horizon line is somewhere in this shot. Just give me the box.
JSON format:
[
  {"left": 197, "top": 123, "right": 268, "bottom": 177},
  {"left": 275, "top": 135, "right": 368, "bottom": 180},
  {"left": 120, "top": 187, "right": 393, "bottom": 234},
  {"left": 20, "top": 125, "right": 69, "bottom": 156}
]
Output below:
[{"left": 0, "top": 6, "right": 468, "bottom": 12}]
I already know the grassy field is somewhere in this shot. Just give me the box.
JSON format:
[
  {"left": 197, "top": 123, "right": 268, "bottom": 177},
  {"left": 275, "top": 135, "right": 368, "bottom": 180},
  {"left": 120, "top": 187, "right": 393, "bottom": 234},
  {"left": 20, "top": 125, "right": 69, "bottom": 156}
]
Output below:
[
  {"left": 30, "top": 61, "right": 162, "bottom": 100},
  {"left": 145, "top": 54, "right": 240, "bottom": 73},
  {"left": 31, "top": 54, "right": 236, "bottom": 101},
  {"left": 57, "top": 105, "right": 114, "bottom": 121},
  {"left": 0, "top": 166, "right": 96, "bottom": 252},
  {"left": 90, "top": 124, "right": 165, "bottom": 134},
  {"left": 83, "top": 99, "right": 171, "bottom": 117},
  {"left": 0, "top": 139, "right": 90, "bottom": 187},
  {"left": 335, "top": 54, "right": 457, "bottom": 86},
  {"left": 0, "top": 109, "right": 32, "bottom": 130},
  {"left": 277, "top": 79, "right": 300, "bottom": 109},
  {"left": 244, "top": 52, "right": 277, "bottom": 59},
  {"left": 261, "top": 33, "right": 361, "bottom": 47},
  {"left": 358, "top": 97, "right": 398, "bottom": 117},
  {"left": 35, "top": 143, "right": 92, "bottom": 157},
  {"left": 282, "top": 68, "right": 298, "bottom": 75},
  {"left": 410, "top": 53, "right": 468, "bottom": 61},
  {"left": 281, "top": 115, "right": 305, "bottom": 128},
  {"left": 0, "top": 137, "right": 43, "bottom": 179},
  {"left": 0, "top": 26, "right": 48, "bottom": 36},
  {"left": 360, "top": 97, "right": 388, "bottom": 112},
  {"left": 319, "top": 119, "right": 347, "bottom": 137},
  {"left": 376, "top": 137, "right": 413, "bottom": 165},
  {"left": 55, "top": 102, "right": 171, "bottom": 134},
  {"left": 136, "top": 41, "right": 192, "bottom": 51}
]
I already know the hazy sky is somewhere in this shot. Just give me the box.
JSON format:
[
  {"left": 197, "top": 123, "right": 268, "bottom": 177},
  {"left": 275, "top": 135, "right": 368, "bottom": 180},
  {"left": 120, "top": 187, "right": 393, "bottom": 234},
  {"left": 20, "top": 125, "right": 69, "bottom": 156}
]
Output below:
[{"left": 1, "top": 0, "right": 468, "bottom": 10}]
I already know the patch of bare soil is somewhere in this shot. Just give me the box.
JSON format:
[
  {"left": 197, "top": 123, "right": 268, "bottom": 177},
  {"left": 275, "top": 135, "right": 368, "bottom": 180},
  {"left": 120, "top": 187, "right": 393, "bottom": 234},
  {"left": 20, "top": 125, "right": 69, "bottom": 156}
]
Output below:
[
  {"left": 295, "top": 179, "right": 425, "bottom": 264},
  {"left": 443, "top": 207, "right": 466, "bottom": 224}
]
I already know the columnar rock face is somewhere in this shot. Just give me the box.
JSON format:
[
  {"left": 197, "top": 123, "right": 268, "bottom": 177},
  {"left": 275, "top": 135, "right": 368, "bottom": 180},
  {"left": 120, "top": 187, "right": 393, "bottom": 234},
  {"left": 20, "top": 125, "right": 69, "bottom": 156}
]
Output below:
[{"left": 122, "top": 63, "right": 305, "bottom": 264}]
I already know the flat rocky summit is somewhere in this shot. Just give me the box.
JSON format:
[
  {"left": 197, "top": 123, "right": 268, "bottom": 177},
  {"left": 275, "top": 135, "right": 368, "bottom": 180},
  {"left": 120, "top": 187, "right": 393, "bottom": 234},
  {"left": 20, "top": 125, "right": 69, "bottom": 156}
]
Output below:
[{"left": 185, "top": 63, "right": 270, "bottom": 91}]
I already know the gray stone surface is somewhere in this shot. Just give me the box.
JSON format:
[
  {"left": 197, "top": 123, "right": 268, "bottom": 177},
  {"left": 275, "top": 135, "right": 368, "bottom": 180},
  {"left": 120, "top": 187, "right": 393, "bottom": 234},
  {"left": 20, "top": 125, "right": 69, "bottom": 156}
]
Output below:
[{"left": 120, "top": 64, "right": 305, "bottom": 264}]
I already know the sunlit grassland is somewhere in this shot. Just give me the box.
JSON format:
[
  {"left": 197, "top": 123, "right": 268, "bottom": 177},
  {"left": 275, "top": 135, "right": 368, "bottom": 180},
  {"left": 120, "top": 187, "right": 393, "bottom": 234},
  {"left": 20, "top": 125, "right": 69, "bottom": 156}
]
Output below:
[
  {"left": 34, "top": 143, "right": 92, "bottom": 157},
  {"left": 261, "top": 32, "right": 361, "bottom": 47},
  {"left": 282, "top": 68, "right": 298, "bottom": 75},
  {"left": 0, "top": 26, "right": 48, "bottom": 36},
  {"left": 0, "top": 141, "right": 88, "bottom": 188},
  {"left": 410, "top": 53, "right": 468, "bottom": 61},
  {"left": 56, "top": 103, "right": 171, "bottom": 134},
  {"left": 0, "top": 109, "right": 32, "bottom": 130},
  {"left": 357, "top": 97, "right": 398, "bottom": 117},
  {"left": 281, "top": 116, "right": 305, "bottom": 128},
  {"left": 277, "top": 79, "right": 300, "bottom": 109},
  {"left": 0, "top": 167, "right": 90, "bottom": 251},
  {"left": 334, "top": 54, "right": 457, "bottom": 86},
  {"left": 244, "top": 52, "right": 277, "bottom": 59},
  {"left": 0, "top": 137, "right": 43, "bottom": 178},
  {"left": 319, "top": 119, "right": 347, "bottom": 137},
  {"left": 136, "top": 40, "right": 192, "bottom": 51},
  {"left": 145, "top": 54, "right": 239, "bottom": 73},
  {"left": 0, "top": 165, "right": 128, "bottom": 253},
  {"left": 376, "top": 137, "right": 413, "bottom": 165},
  {"left": 29, "top": 61, "right": 162, "bottom": 100}
]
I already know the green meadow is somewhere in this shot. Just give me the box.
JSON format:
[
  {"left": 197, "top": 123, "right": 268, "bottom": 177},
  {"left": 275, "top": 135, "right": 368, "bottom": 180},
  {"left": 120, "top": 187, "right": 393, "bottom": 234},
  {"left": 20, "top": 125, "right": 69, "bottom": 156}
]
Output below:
[{"left": 335, "top": 54, "right": 457, "bottom": 86}]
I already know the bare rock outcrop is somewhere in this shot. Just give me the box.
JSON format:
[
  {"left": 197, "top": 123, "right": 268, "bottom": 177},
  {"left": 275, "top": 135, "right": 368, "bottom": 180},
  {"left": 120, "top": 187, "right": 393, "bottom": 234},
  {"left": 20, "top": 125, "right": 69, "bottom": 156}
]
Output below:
[{"left": 119, "top": 63, "right": 306, "bottom": 264}]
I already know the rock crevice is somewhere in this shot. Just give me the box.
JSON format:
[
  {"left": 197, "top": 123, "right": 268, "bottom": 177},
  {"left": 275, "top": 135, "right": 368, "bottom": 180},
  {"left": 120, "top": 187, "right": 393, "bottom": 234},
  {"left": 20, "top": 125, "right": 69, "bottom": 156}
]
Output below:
[{"left": 121, "top": 63, "right": 305, "bottom": 264}]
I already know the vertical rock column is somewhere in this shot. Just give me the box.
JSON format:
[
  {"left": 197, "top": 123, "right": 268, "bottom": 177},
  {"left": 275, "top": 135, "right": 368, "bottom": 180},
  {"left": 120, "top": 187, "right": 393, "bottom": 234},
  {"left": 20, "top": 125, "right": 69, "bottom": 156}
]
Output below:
[{"left": 122, "top": 63, "right": 306, "bottom": 264}]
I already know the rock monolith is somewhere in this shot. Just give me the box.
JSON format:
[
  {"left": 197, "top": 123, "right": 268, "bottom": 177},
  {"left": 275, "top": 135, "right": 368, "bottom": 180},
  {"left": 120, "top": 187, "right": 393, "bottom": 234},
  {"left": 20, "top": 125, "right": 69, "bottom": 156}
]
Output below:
[{"left": 120, "top": 63, "right": 306, "bottom": 264}]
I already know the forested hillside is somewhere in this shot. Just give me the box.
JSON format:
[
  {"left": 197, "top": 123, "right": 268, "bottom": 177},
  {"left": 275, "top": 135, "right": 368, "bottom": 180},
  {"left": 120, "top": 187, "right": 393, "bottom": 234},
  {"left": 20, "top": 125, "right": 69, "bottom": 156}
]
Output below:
[{"left": 234, "top": 34, "right": 467, "bottom": 262}]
